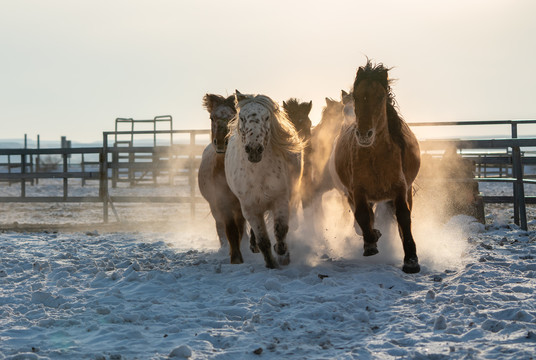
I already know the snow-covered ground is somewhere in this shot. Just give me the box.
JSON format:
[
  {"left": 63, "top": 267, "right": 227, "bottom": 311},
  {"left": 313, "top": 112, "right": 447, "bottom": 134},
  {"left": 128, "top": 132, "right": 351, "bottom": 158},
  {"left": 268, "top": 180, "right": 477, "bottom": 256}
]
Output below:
[{"left": 0, "top": 181, "right": 536, "bottom": 359}]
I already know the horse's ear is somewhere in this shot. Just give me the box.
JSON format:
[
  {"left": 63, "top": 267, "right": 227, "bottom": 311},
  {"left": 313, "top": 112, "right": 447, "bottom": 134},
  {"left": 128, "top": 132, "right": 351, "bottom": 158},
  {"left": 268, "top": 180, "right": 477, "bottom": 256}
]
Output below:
[
  {"left": 282, "top": 101, "right": 288, "bottom": 111},
  {"left": 356, "top": 67, "right": 364, "bottom": 80},
  {"left": 235, "top": 90, "right": 247, "bottom": 104},
  {"left": 224, "top": 95, "right": 237, "bottom": 112},
  {"left": 306, "top": 101, "right": 312, "bottom": 113},
  {"left": 202, "top": 94, "right": 219, "bottom": 113},
  {"left": 341, "top": 90, "right": 349, "bottom": 99}
]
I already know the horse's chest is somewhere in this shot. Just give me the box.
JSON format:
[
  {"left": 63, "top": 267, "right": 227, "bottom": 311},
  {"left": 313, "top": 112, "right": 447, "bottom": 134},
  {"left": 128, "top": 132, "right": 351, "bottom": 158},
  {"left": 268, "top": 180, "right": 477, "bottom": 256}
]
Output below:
[
  {"left": 353, "top": 151, "right": 404, "bottom": 199},
  {"left": 226, "top": 147, "right": 289, "bottom": 204}
]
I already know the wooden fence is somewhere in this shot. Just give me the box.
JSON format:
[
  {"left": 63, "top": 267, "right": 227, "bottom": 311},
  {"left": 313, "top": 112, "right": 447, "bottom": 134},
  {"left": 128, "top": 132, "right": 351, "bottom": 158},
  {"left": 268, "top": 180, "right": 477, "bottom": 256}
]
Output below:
[
  {"left": 0, "top": 147, "right": 105, "bottom": 203},
  {"left": 0, "top": 130, "right": 209, "bottom": 223},
  {"left": 1, "top": 121, "right": 536, "bottom": 229},
  {"left": 413, "top": 120, "right": 536, "bottom": 230}
]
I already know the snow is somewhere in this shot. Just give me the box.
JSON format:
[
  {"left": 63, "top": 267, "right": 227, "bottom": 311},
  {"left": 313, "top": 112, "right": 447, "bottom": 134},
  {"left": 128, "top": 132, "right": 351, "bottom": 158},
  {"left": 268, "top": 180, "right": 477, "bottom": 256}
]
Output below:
[{"left": 1, "top": 183, "right": 536, "bottom": 359}]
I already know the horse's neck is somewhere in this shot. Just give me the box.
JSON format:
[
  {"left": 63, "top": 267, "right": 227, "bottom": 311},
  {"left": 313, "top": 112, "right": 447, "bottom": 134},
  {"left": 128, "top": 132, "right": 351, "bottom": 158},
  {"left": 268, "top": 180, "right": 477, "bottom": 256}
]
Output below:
[{"left": 212, "top": 152, "right": 226, "bottom": 174}]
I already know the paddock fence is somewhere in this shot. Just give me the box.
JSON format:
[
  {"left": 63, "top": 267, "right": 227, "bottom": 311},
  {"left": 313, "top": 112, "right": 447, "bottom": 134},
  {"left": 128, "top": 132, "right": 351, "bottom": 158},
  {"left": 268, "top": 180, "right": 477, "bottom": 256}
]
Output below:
[
  {"left": 1, "top": 120, "right": 536, "bottom": 229},
  {"left": 413, "top": 120, "right": 536, "bottom": 230}
]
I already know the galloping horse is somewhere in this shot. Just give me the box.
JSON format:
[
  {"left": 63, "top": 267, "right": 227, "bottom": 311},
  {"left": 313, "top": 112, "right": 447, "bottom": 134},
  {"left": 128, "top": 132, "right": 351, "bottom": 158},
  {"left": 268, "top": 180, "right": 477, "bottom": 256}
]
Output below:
[
  {"left": 283, "top": 98, "right": 313, "bottom": 207},
  {"left": 310, "top": 94, "right": 346, "bottom": 196},
  {"left": 225, "top": 91, "right": 304, "bottom": 268},
  {"left": 331, "top": 61, "right": 421, "bottom": 273},
  {"left": 198, "top": 94, "right": 247, "bottom": 264},
  {"left": 283, "top": 98, "right": 313, "bottom": 142}
]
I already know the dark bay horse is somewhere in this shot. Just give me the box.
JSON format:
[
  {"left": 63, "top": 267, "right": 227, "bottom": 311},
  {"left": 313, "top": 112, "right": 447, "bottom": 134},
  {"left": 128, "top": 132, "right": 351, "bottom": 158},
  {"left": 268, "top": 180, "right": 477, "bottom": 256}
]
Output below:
[
  {"left": 331, "top": 61, "right": 421, "bottom": 273},
  {"left": 283, "top": 98, "right": 313, "bottom": 142},
  {"left": 198, "top": 94, "right": 249, "bottom": 264}
]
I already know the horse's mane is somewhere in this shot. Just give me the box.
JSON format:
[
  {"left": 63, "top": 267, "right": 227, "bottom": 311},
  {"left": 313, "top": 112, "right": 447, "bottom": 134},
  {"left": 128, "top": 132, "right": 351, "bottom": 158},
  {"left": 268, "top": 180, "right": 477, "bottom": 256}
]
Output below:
[
  {"left": 283, "top": 98, "right": 302, "bottom": 109},
  {"left": 228, "top": 94, "right": 304, "bottom": 156},
  {"left": 353, "top": 60, "right": 406, "bottom": 153}
]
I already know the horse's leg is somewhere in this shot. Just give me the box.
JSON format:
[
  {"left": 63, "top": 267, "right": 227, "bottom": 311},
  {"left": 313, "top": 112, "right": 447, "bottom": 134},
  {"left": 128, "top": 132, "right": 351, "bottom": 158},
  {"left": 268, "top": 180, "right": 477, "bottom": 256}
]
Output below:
[
  {"left": 248, "top": 227, "right": 259, "bottom": 253},
  {"left": 246, "top": 212, "right": 278, "bottom": 269},
  {"left": 273, "top": 203, "right": 291, "bottom": 266},
  {"left": 394, "top": 190, "right": 420, "bottom": 274},
  {"left": 353, "top": 195, "right": 381, "bottom": 256},
  {"left": 224, "top": 211, "right": 244, "bottom": 264},
  {"left": 215, "top": 218, "right": 227, "bottom": 248}
]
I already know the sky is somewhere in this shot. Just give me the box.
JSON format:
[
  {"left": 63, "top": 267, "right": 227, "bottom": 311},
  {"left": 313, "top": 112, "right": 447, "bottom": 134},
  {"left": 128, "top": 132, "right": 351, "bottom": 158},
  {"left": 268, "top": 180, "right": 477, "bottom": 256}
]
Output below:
[{"left": 1, "top": 0, "right": 535, "bottom": 143}]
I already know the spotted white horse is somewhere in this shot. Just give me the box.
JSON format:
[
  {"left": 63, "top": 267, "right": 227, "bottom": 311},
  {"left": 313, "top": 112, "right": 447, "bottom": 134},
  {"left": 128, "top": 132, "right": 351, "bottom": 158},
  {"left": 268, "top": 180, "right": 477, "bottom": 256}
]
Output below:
[{"left": 225, "top": 91, "right": 304, "bottom": 268}]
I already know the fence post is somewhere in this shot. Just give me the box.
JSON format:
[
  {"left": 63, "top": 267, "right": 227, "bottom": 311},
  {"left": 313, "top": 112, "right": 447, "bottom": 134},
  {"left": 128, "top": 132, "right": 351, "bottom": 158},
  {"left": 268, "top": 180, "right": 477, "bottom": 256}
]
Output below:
[
  {"left": 21, "top": 153, "right": 26, "bottom": 198},
  {"left": 63, "top": 151, "right": 68, "bottom": 200},
  {"left": 36, "top": 135, "right": 40, "bottom": 185},
  {"left": 102, "top": 134, "right": 109, "bottom": 223},
  {"left": 512, "top": 144, "right": 527, "bottom": 230},
  {"left": 81, "top": 153, "right": 86, "bottom": 186}
]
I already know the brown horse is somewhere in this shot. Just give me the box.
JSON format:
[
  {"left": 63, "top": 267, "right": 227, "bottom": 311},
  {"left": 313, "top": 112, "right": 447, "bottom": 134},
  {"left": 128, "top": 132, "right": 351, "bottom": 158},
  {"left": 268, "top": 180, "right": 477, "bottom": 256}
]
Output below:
[
  {"left": 283, "top": 98, "right": 313, "bottom": 207},
  {"left": 198, "top": 94, "right": 251, "bottom": 264},
  {"left": 331, "top": 61, "right": 421, "bottom": 273},
  {"left": 283, "top": 98, "right": 313, "bottom": 142}
]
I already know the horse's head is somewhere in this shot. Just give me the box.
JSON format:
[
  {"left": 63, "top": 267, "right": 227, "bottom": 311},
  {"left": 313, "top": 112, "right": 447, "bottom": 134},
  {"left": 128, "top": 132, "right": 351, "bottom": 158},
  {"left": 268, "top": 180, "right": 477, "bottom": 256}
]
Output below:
[
  {"left": 283, "top": 98, "right": 312, "bottom": 142},
  {"left": 352, "top": 61, "right": 390, "bottom": 147},
  {"left": 203, "top": 94, "right": 236, "bottom": 153},
  {"left": 320, "top": 97, "right": 344, "bottom": 126},
  {"left": 235, "top": 90, "right": 273, "bottom": 163},
  {"left": 341, "top": 90, "right": 356, "bottom": 125}
]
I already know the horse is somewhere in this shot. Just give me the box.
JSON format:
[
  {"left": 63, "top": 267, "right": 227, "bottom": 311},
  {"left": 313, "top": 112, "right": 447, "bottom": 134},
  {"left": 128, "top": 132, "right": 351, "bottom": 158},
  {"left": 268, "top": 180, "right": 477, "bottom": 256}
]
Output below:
[
  {"left": 225, "top": 91, "right": 304, "bottom": 268},
  {"left": 341, "top": 89, "right": 356, "bottom": 124},
  {"left": 283, "top": 98, "right": 313, "bottom": 207},
  {"left": 330, "top": 60, "right": 421, "bottom": 273},
  {"left": 282, "top": 98, "right": 313, "bottom": 142},
  {"left": 309, "top": 93, "right": 347, "bottom": 197},
  {"left": 198, "top": 94, "right": 250, "bottom": 264}
]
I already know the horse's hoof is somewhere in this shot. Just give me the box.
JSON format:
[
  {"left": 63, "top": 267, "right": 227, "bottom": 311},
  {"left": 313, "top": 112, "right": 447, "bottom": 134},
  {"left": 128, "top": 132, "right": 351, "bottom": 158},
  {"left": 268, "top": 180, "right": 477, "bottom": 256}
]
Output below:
[
  {"left": 265, "top": 259, "right": 280, "bottom": 269},
  {"left": 363, "top": 247, "right": 379, "bottom": 257},
  {"left": 230, "top": 254, "right": 244, "bottom": 264},
  {"left": 277, "top": 252, "right": 290, "bottom": 266},
  {"left": 274, "top": 242, "right": 288, "bottom": 256},
  {"left": 402, "top": 258, "right": 420, "bottom": 274}
]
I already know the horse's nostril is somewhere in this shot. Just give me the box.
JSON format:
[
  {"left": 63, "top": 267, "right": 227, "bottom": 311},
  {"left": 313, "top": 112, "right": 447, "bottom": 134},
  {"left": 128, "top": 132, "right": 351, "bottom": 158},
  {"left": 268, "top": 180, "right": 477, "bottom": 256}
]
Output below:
[
  {"left": 245, "top": 145, "right": 251, "bottom": 153},
  {"left": 367, "top": 130, "right": 374, "bottom": 138},
  {"left": 257, "top": 145, "right": 264, "bottom": 154},
  {"left": 213, "top": 139, "right": 217, "bottom": 145},
  {"left": 224, "top": 138, "right": 229, "bottom": 146}
]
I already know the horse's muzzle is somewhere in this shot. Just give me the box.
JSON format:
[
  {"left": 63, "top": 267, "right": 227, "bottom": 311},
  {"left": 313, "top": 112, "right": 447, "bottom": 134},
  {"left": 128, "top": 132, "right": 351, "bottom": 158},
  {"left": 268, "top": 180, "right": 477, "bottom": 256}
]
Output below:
[
  {"left": 213, "top": 138, "right": 228, "bottom": 153},
  {"left": 355, "top": 128, "right": 375, "bottom": 147},
  {"left": 245, "top": 144, "right": 264, "bottom": 163}
]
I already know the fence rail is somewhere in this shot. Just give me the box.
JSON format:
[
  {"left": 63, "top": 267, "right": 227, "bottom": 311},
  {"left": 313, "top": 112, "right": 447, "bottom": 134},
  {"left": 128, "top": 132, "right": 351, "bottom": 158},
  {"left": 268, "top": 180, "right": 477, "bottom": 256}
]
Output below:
[
  {"left": 0, "top": 130, "right": 210, "bottom": 223},
  {"left": 414, "top": 119, "right": 536, "bottom": 230},
  {"left": 1, "top": 121, "right": 536, "bottom": 229}
]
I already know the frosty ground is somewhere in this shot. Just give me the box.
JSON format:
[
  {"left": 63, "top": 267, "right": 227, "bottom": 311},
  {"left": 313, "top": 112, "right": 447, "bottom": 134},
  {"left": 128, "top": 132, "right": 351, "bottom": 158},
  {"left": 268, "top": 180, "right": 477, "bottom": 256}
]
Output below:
[{"left": 0, "top": 183, "right": 536, "bottom": 359}]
